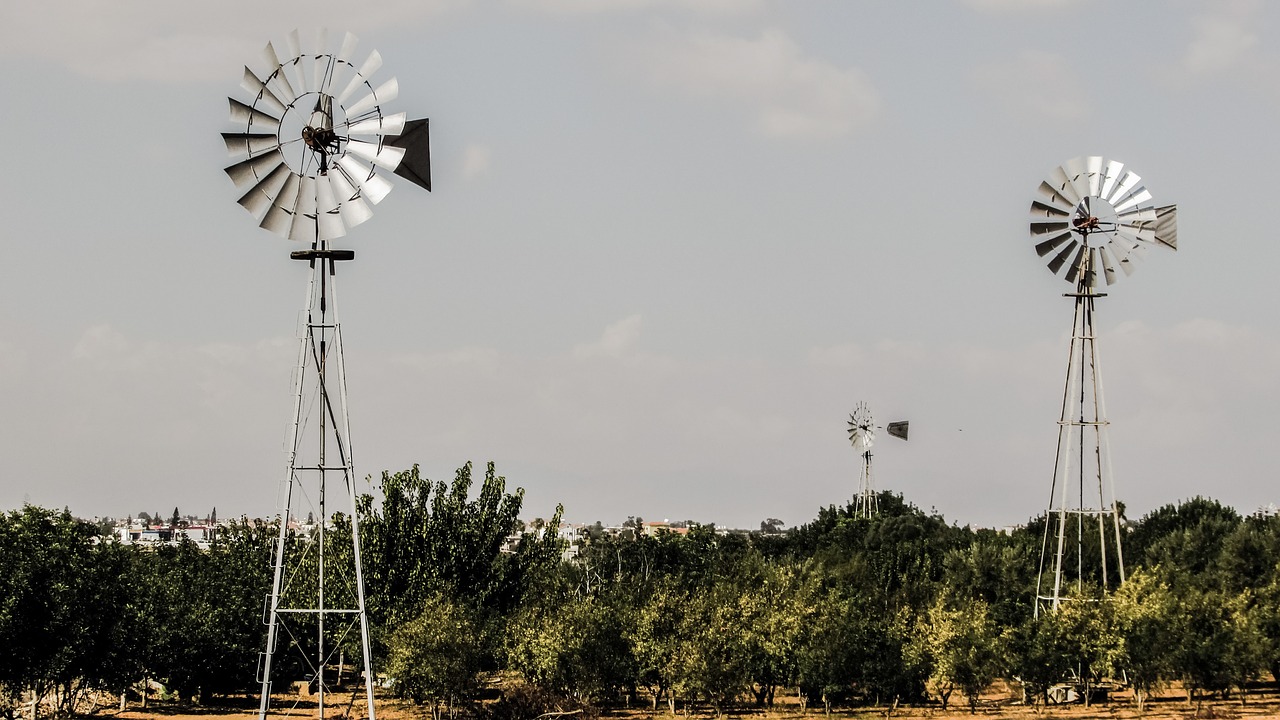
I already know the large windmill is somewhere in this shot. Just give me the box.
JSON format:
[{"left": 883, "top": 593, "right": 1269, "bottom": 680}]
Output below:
[
  {"left": 222, "top": 30, "right": 431, "bottom": 719},
  {"left": 846, "top": 402, "right": 908, "bottom": 518},
  {"left": 1027, "top": 156, "right": 1176, "bottom": 616}
]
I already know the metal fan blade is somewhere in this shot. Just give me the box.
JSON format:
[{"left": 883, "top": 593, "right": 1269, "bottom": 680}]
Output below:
[
  {"left": 1034, "top": 231, "right": 1072, "bottom": 257},
  {"left": 346, "top": 139, "right": 406, "bottom": 171},
  {"left": 344, "top": 78, "right": 398, "bottom": 118},
  {"left": 228, "top": 98, "right": 281, "bottom": 133},
  {"left": 1063, "top": 244, "right": 1088, "bottom": 285},
  {"left": 886, "top": 421, "right": 908, "bottom": 441},
  {"left": 237, "top": 163, "right": 291, "bottom": 220},
  {"left": 347, "top": 112, "right": 406, "bottom": 137},
  {"left": 1046, "top": 240, "right": 1079, "bottom": 275},
  {"left": 1031, "top": 221, "right": 1069, "bottom": 236},
  {"left": 336, "top": 155, "right": 393, "bottom": 204},
  {"left": 260, "top": 173, "right": 301, "bottom": 237},
  {"left": 326, "top": 32, "right": 359, "bottom": 96},
  {"left": 1098, "top": 245, "right": 1118, "bottom": 286},
  {"left": 329, "top": 171, "right": 373, "bottom": 228},
  {"left": 1116, "top": 206, "right": 1157, "bottom": 224},
  {"left": 289, "top": 176, "right": 319, "bottom": 241},
  {"left": 1063, "top": 157, "right": 1091, "bottom": 202},
  {"left": 315, "top": 174, "right": 347, "bottom": 240},
  {"left": 222, "top": 133, "right": 278, "bottom": 159},
  {"left": 1047, "top": 166, "right": 1081, "bottom": 206},
  {"left": 336, "top": 50, "right": 383, "bottom": 106},
  {"left": 1099, "top": 159, "right": 1125, "bottom": 201},
  {"left": 1084, "top": 156, "right": 1104, "bottom": 197},
  {"left": 1035, "top": 181, "right": 1075, "bottom": 211},
  {"left": 1153, "top": 205, "right": 1177, "bottom": 250},
  {"left": 1113, "top": 187, "right": 1152, "bottom": 214},
  {"left": 1031, "top": 199, "right": 1070, "bottom": 219},
  {"left": 1084, "top": 248, "right": 1101, "bottom": 289},
  {"left": 1105, "top": 170, "right": 1141, "bottom": 205},
  {"left": 262, "top": 42, "right": 297, "bottom": 104},
  {"left": 240, "top": 67, "right": 286, "bottom": 115},
  {"left": 385, "top": 118, "right": 431, "bottom": 191},
  {"left": 283, "top": 30, "right": 308, "bottom": 95},
  {"left": 225, "top": 149, "right": 285, "bottom": 189},
  {"left": 311, "top": 28, "right": 331, "bottom": 94}
]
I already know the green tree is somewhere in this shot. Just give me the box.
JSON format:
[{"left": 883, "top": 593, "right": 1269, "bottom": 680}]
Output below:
[
  {"left": 910, "top": 596, "right": 1005, "bottom": 712},
  {"left": 387, "top": 593, "right": 484, "bottom": 719}
]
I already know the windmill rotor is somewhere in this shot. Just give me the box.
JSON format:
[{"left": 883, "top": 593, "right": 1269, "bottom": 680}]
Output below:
[
  {"left": 223, "top": 29, "right": 431, "bottom": 242},
  {"left": 1029, "top": 156, "right": 1176, "bottom": 289}
]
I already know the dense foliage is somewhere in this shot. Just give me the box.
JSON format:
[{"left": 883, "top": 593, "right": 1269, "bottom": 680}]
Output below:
[{"left": 3, "top": 482, "right": 1280, "bottom": 718}]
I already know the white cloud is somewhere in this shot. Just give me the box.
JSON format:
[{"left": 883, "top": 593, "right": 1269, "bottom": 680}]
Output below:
[
  {"left": 0, "top": 1, "right": 462, "bottom": 83},
  {"left": 970, "top": 50, "right": 1088, "bottom": 123},
  {"left": 573, "top": 314, "right": 643, "bottom": 359},
  {"left": 633, "top": 28, "right": 880, "bottom": 139},
  {"left": 1182, "top": 1, "right": 1260, "bottom": 76}
]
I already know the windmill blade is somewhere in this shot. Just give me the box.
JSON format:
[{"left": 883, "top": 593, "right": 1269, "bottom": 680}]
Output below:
[
  {"left": 326, "top": 32, "right": 359, "bottom": 95},
  {"left": 222, "top": 133, "right": 278, "bottom": 159},
  {"left": 1099, "top": 159, "right": 1125, "bottom": 200},
  {"left": 289, "top": 176, "right": 319, "bottom": 241},
  {"left": 1063, "top": 156, "right": 1092, "bottom": 202},
  {"left": 237, "top": 162, "right": 291, "bottom": 220},
  {"left": 329, "top": 170, "right": 373, "bottom": 229},
  {"left": 336, "top": 155, "right": 393, "bottom": 204},
  {"left": 260, "top": 173, "right": 301, "bottom": 237},
  {"left": 1098, "top": 244, "right": 1118, "bottom": 286},
  {"left": 1035, "top": 181, "right": 1075, "bottom": 211},
  {"left": 1031, "top": 199, "right": 1071, "bottom": 219},
  {"left": 1063, "top": 244, "right": 1088, "bottom": 285},
  {"left": 384, "top": 118, "right": 432, "bottom": 191},
  {"left": 1105, "top": 170, "right": 1141, "bottom": 205},
  {"left": 1031, "top": 221, "right": 1069, "bottom": 236},
  {"left": 1154, "top": 205, "right": 1177, "bottom": 250},
  {"left": 283, "top": 30, "right": 308, "bottom": 95},
  {"left": 1083, "top": 156, "right": 1104, "bottom": 197},
  {"left": 886, "top": 421, "right": 908, "bottom": 441},
  {"left": 336, "top": 50, "right": 383, "bottom": 105},
  {"left": 225, "top": 149, "right": 285, "bottom": 189},
  {"left": 1047, "top": 165, "right": 1081, "bottom": 206},
  {"left": 240, "top": 67, "right": 286, "bottom": 115},
  {"left": 1046, "top": 240, "right": 1079, "bottom": 275},
  {"left": 228, "top": 98, "right": 281, "bottom": 133},
  {"left": 344, "top": 77, "right": 399, "bottom": 118},
  {"left": 1084, "top": 248, "right": 1101, "bottom": 289},
  {"left": 261, "top": 42, "right": 297, "bottom": 104},
  {"left": 1113, "top": 187, "right": 1152, "bottom": 214},
  {"left": 347, "top": 138, "right": 406, "bottom": 171},
  {"left": 311, "top": 29, "right": 332, "bottom": 95},
  {"left": 347, "top": 112, "right": 406, "bottom": 137},
  {"left": 315, "top": 174, "right": 346, "bottom": 240},
  {"left": 1035, "top": 231, "right": 1072, "bottom": 257}
]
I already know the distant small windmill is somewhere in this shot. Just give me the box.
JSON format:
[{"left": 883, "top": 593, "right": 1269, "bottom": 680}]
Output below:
[{"left": 846, "top": 402, "right": 908, "bottom": 518}]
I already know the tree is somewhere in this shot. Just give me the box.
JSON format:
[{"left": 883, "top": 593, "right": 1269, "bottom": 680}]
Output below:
[
  {"left": 910, "top": 596, "right": 1004, "bottom": 712},
  {"left": 1113, "top": 569, "right": 1174, "bottom": 710},
  {"left": 387, "top": 593, "right": 484, "bottom": 719}
]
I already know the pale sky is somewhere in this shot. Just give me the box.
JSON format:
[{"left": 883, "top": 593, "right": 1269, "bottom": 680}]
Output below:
[{"left": 1, "top": 0, "right": 1277, "bottom": 529}]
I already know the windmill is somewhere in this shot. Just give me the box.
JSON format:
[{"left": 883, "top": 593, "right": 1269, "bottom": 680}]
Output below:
[
  {"left": 222, "top": 30, "right": 431, "bottom": 720},
  {"left": 1028, "top": 156, "right": 1176, "bottom": 617},
  {"left": 846, "top": 402, "right": 908, "bottom": 518}
]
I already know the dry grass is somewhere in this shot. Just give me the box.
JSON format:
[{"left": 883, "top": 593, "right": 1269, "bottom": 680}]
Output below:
[{"left": 96, "top": 683, "right": 1280, "bottom": 720}]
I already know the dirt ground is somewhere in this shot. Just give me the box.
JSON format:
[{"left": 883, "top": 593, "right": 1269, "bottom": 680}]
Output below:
[{"left": 99, "top": 684, "right": 1280, "bottom": 720}]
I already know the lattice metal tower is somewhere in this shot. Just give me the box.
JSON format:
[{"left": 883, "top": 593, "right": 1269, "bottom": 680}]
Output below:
[
  {"left": 1027, "top": 156, "right": 1176, "bottom": 617},
  {"left": 221, "top": 29, "right": 431, "bottom": 719}
]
